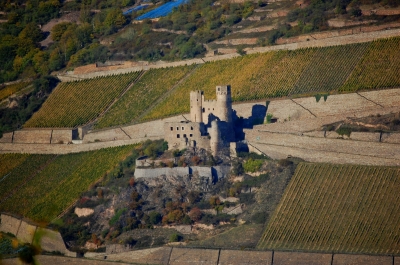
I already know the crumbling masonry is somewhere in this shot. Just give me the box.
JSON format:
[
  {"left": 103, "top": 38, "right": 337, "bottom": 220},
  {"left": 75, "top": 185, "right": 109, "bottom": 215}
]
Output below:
[{"left": 163, "top": 85, "right": 235, "bottom": 156}]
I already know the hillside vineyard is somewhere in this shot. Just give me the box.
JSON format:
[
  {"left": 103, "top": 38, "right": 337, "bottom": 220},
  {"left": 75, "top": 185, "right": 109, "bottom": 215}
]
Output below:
[{"left": 23, "top": 37, "right": 400, "bottom": 129}]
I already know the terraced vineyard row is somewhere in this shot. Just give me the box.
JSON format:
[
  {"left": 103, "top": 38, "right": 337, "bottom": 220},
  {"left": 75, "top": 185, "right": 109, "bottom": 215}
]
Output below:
[
  {"left": 292, "top": 43, "right": 369, "bottom": 94},
  {"left": 0, "top": 145, "right": 134, "bottom": 223},
  {"left": 257, "top": 163, "right": 400, "bottom": 255},
  {"left": 340, "top": 37, "right": 400, "bottom": 91},
  {"left": 95, "top": 65, "right": 196, "bottom": 129},
  {"left": 0, "top": 155, "right": 54, "bottom": 202},
  {"left": 142, "top": 49, "right": 316, "bottom": 121},
  {"left": 0, "top": 153, "right": 30, "bottom": 178},
  {"left": 24, "top": 71, "right": 142, "bottom": 128},
  {"left": 20, "top": 37, "right": 400, "bottom": 128},
  {"left": 0, "top": 82, "right": 31, "bottom": 101}
]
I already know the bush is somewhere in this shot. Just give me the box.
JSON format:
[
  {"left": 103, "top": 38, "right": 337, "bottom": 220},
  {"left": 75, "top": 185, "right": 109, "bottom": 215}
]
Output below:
[
  {"left": 169, "top": 233, "right": 181, "bottom": 242},
  {"left": 149, "top": 211, "right": 162, "bottom": 225},
  {"left": 336, "top": 126, "right": 352, "bottom": 137},
  {"left": 278, "top": 159, "right": 293, "bottom": 167},
  {"left": 243, "top": 158, "right": 263, "bottom": 173}
]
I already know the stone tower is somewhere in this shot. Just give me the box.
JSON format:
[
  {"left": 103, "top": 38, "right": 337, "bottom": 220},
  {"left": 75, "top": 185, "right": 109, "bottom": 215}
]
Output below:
[
  {"left": 216, "top": 85, "right": 232, "bottom": 123},
  {"left": 210, "top": 120, "right": 221, "bottom": 156},
  {"left": 190, "top": 90, "right": 203, "bottom": 123}
]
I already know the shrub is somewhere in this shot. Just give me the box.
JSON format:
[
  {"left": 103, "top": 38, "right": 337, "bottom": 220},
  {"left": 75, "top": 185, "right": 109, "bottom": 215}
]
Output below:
[
  {"left": 336, "top": 126, "right": 352, "bottom": 137},
  {"left": 243, "top": 158, "right": 263, "bottom": 173},
  {"left": 188, "top": 207, "right": 203, "bottom": 222},
  {"left": 278, "top": 159, "right": 293, "bottom": 167},
  {"left": 149, "top": 211, "right": 162, "bottom": 225},
  {"left": 169, "top": 233, "right": 181, "bottom": 242}
]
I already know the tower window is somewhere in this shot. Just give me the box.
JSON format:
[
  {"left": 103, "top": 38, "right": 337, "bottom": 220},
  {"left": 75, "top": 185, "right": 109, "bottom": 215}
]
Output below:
[
  {"left": 182, "top": 127, "right": 184, "bottom": 130},
  {"left": 202, "top": 108, "right": 205, "bottom": 113},
  {"left": 177, "top": 134, "right": 180, "bottom": 138},
  {"left": 183, "top": 134, "right": 186, "bottom": 137},
  {"left": 190, "top": 134, "right": 193, "bottom": 137},
  {"left": 170, "top": 127, "right": 173, "bottom": 131},
  {"left": 191, "top": 127, "right": 193, "bottom": 130},
  {"left": 177, "top": 127, "right": 179, "bottom": 130}
]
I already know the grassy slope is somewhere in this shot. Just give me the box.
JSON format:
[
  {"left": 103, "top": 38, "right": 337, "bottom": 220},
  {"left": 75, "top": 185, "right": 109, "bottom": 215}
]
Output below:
[
  {"left": 258, "top": 162, "right": 400, "bottom": 255},
  {"left": 0, "top": 145, "right": 134, "bottom": 223}
]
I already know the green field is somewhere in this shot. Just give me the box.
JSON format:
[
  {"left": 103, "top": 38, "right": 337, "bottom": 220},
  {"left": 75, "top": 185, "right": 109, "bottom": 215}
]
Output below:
[
  {"left": 0, "top": 146, "right": 134, "bottom": 223},
  {"left": 257, "top": 163, "right": 400, "bottom": 255},
  {"left": 340, "top": 37, "right": 400, "bottom": 91},
  {"left": 24, "top": 72, "right": 142, "bottom": 128}
]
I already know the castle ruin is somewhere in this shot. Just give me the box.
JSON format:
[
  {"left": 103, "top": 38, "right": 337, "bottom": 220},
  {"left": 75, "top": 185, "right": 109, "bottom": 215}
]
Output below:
[{"left": 163, "top": 85, "right": 235, "bottom": 156}]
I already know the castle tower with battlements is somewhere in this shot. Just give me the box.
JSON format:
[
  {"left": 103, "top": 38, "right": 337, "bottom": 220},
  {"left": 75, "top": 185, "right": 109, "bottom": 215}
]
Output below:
[{"left": 164, "top": 85, "right": 234, "bottom": 157}]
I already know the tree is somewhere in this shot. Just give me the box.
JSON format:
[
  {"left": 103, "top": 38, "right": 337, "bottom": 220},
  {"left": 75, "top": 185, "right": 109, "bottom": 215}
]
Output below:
[
  {"left": 149, "top": 212, "right": 162, "bottom": 225},
  {"left": 209, "top": 196, "right": 221, "bottom": 206},
  {"left": 188, "top": 207, "right": 202, "bottom": 222},
  {"left": 51, "top": 22, "right": 73, "bottom": 42},
  {"left": 19, "top": 23, "right": 43, "bottom": 43},
  {"left": 104, "top": 8, "right": 126, "bottom": 29}
]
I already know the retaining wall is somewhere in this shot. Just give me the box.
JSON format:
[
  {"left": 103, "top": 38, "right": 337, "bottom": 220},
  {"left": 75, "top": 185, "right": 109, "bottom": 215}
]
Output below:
[
  {"left": 50, "top": 129, "right": 73, "bottom": 144},
  {"left": 0, "top": 132, "right": 13, "bottom": 143},
  {"left": 55, "top": 27, "right": 400, "bottom": 81},
  {"left": 13, "top": 129, "right": 52, "bottom": 144},
  {"left": 0, "top": 213, "right": 75, "bottom": 257},
  {"left": 134, "top": 166, "right": 230, "bottom": 180},
  {"left": 86, "top": 247, "right": 398, "bottom": 265},
  {"left": 246, "top": 129, "right": 400, "bottom": 166},
  {"left": 246, "top": 28, "right": 400, "bottom": 54},
  {"left": 0, "top": 137, "right": 160, "bottom": 154}
]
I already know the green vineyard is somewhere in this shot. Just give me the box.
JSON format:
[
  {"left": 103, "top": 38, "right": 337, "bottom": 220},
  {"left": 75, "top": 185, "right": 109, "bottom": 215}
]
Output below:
[
  {"left": 95, "top": 65, "right": 196, "bottom": 129},
  {"left": 0, "top": 145, "right": 134, "bottom": 223},
  {"left": 340, "top": 37, "right": 400, "bottom": 91},
  {"left": 21, "top": 37, "right": 400, "bottom": 128},
  {"left": 0, "top": 82, "right": 31, "bottom": 101},
  {"left": 142, "top": 37, "right": 400, "bottom": 122},
  {"left": 257, "top": 163, "right": 400, "bottom": 255},
  {"left": 24, "top": 71, "right": 142, "bottom": 128}
]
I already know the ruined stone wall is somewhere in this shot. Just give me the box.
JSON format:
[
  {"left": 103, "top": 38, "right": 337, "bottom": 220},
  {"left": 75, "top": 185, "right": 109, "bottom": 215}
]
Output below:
[
  {"left": 201, "top": 99, "right": 217, "bottom": 124},
  {"left": 164, "top": 121, "right": 207, "bottom": 150},
  {"left": 134, "top": 167, "right": 189, "bottom": 179},
  {"left": 134, "top": 166, "right": 228, "bottom": 179}
]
